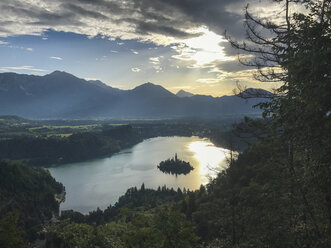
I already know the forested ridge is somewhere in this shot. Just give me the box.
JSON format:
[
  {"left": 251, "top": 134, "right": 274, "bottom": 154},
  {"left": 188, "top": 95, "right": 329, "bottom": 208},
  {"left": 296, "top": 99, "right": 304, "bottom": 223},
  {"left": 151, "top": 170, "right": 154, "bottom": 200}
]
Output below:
[
  {"left": 0, "top": 125, "right": 138, "bottom": 166},
  {"left": 0, "top": 161, "right": 64, "bottom": 246},
  {"left": 0, "top": 0, "right": 330, "bottom": 247}
]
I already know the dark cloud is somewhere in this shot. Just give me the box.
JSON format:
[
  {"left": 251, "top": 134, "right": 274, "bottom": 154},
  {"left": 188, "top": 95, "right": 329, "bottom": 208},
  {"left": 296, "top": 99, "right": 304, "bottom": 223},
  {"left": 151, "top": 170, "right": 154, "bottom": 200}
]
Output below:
[
  {"left": 132, "top": 0, "right": 246, "bottom": 38},
  {"left": 220, "top": 40, "right": 242, "bottom": 57},
  {"left": 0, "top": 26, "right": 11, "bottom": 35},
  {"left": 71, "top": 0, "right": 133, "bottom": 16},
  {"left": 215, "top": 60, "right": 246, "bottom": 73},
  {"left": 135, "top": 21, "right": 202, "bottom": 39},
  {"left": 0, "top": 21, "right": 14, "bottom": 35},
  {"left": 61, "top": 4, "right": 109, "bottom": 20},
  {"left": 2, "top": 3, "right": 78, "bottom": 26},
  {"left": 0, "top": 0, "right": 249, "bottom": 53}
]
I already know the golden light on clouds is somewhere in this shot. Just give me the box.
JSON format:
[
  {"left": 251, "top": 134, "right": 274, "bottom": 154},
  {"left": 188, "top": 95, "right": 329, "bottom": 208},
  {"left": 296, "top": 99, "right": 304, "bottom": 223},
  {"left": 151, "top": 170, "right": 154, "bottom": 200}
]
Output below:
[{"left": 172, "top": 27, "right": 234, "bottom": 67}]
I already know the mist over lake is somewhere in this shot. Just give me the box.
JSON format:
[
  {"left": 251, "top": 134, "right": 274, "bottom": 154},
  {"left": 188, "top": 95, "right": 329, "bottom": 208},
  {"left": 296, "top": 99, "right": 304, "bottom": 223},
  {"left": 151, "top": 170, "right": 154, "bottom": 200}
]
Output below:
[{"left": 49, "top": 136, "right": 230, "bottom": 213}]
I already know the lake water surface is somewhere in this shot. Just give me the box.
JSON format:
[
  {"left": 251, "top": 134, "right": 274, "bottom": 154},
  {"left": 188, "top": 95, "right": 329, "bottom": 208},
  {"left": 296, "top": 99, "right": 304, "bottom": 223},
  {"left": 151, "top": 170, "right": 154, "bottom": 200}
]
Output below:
[{"left": 49, "top": 136, "right": 230, "bottom": 213}]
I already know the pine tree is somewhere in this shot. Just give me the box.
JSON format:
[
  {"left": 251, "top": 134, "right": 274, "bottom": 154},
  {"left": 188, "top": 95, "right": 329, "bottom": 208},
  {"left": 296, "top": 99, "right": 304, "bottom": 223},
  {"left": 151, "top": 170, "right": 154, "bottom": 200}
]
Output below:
[{"left": 226, "top": 0, "right": 331, "bottom": 245}]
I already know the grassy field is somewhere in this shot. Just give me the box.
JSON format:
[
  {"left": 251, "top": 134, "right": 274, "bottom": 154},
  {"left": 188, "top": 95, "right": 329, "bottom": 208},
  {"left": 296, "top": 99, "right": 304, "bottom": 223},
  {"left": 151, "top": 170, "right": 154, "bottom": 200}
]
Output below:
[
  {"left": 28, "top": 124, "right": 98, "bottom": 131},
  {"left": 0, "top": 116, "right": 100, "bottom": 137}
]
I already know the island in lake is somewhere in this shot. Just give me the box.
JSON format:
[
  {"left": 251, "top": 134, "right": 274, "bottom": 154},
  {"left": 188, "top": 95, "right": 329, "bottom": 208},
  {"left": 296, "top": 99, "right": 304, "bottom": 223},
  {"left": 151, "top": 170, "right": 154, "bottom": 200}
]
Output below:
[{"left": 157, "top": 153, "right": 194, "bottom": 175}]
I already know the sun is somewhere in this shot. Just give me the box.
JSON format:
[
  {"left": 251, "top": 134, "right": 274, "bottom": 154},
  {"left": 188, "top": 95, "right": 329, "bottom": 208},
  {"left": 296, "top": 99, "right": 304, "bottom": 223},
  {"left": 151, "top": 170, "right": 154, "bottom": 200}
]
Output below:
[{"left": 175, "top": 27, "right": 234, "bottom": 66}]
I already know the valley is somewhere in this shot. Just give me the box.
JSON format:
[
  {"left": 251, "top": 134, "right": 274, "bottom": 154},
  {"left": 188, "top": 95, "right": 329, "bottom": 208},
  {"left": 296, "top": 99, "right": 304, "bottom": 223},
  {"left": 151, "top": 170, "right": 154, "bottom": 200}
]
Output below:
[
  {"left": 0, "top": 115, "right": 248, "bottom": 167},
  {"left": 0, "top": 0, "right": 329, "bottom": 246}
]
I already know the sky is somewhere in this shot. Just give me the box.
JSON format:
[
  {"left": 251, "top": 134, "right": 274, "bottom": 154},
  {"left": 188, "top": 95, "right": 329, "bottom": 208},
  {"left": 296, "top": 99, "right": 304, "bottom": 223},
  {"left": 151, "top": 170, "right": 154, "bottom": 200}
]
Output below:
[{"left": 0, "top": 0, "right": 284, "bottom": 96}]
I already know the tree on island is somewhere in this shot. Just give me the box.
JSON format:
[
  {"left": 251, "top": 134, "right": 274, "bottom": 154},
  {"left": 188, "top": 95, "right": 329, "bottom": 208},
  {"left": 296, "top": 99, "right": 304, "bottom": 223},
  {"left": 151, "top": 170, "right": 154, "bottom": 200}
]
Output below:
[{"left": 157, "top": 154, "right": 194, "bottom": 176}]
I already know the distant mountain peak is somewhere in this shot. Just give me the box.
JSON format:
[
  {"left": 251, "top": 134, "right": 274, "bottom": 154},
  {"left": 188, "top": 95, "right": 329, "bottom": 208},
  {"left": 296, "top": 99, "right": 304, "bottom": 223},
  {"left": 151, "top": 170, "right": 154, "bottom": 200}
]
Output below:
[
  {"left": 137, "top": 82, "right": 157, "bottom": 87},
  {"left": 237, "top": 88, "right": 273, "bottom": 98},
  {"left": 89, "top": 79, "right": 110, "bottom": 88},
  {"left": 176, "top": 89, "right": 194, "bottom": 98},
  {"left": 132, "top": 82, "right": 175, "bottom": 98},
  {"left": 48, "top": 70, "right": 69, "bottom": 76},
  {"left": 46, "top": 70, "right": 78, "bottom": 80},
  {"left": 134, "top": 82, "right": 157, "bottom": 89}
]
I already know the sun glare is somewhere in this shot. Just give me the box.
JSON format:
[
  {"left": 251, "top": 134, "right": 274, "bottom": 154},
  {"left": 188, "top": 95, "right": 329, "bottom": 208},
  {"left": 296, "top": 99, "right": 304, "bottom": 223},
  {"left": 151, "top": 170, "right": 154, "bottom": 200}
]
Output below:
[
  {"left": 188, "top": 140, "right": 229, "bottom": 181},
  {"left": 177, "top": 27, "right": 234, "bottom": 66}
]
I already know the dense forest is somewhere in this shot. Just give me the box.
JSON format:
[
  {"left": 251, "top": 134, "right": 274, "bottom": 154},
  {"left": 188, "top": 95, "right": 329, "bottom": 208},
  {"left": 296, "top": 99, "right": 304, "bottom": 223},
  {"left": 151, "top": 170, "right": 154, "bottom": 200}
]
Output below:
[
  {"left": 0, "top": 125, "right": 138, "bottom": 166},
  {"left": 0, "top": 0, "right": 330, "bottom": 247},
  {"left": 0, "top": 161, "right": 64, "bottom": 246}
]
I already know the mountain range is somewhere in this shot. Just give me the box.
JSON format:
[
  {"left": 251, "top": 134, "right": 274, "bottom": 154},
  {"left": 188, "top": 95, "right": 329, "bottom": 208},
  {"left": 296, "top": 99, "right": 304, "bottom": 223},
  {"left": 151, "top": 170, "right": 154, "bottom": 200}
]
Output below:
[{"left": 0, "top": 71, "right": 271, "bottom": 119}]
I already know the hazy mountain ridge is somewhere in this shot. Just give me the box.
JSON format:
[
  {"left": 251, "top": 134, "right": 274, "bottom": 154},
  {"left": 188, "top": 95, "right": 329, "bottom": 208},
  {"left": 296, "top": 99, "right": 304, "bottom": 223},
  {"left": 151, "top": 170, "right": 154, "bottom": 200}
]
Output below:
[
  {"left": 237, "top": 88, "right": 273, "bottom": 98},
  {"left": 176, "top": 89, "right": 194, "bottom": 97},
  {"left": 0, "top": 71, "right": 270, "bottom": 118}
]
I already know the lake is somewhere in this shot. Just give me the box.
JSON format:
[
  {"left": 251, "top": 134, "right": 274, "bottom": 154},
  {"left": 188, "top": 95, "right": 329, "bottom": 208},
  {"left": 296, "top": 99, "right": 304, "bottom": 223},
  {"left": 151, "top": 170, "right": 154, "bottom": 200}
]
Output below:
[{"left": 49, "top": 136, "right": 230, "bottom": 213}]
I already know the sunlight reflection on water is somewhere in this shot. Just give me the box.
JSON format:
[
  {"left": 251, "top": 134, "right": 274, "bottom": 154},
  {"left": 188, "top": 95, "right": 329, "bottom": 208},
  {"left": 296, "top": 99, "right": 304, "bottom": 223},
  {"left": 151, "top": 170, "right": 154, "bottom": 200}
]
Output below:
[{"left": 188, "top": 140, "right": 230, "bottom": 184}]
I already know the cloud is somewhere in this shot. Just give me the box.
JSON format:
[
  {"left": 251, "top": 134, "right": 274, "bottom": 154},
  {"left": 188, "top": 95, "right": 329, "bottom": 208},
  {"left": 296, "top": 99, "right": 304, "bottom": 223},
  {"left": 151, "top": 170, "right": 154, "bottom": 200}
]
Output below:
[
  {"left": 0, "top": 0, "right": 284, "bottom": 64},
  {"left": 149, "top": 56, "right": 163, "bottom": 72},
  {"left": 61, "top": 3, "right": 108, "bottom": 20},
  {"left": 49, "top": 56, "right": 63, "bottom": 60},
  {"left": 130, "top": 49, "right": 138, "bottom": 55},
  {"left": 134, "top": 21, "right": 201, "bottom": 39},
  {"left": 2, "top": 44, "right": 36, "bottom": 52},
  {"left": 0, "top": 65, "right": 47, "bottom": 72},
  {"left": 171, "top": 27, "right": 234, "bottom": 68},
  {"left": 131, "top": 67, "right": 141, "bottom": 72},
  {"left": 0, "top": 41, "right": 36, "bottom": 52},
  {"left": 149, "top": 57, "right": 160, "bottom": 64},
  {"left": 0, "top": 0, "right": 248, "bottom": 46},
  {"left": 95, "top": 55, "right": 108, "bottom": 61},
  {"left": 110, "top": 50, "right": 118, "bottom": 53},
  {"left": 196, "top": 78, "right": 221, "bottom": 84},
  {"left": 85, "top": 77, "right": 101, "bottom": 81}
]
